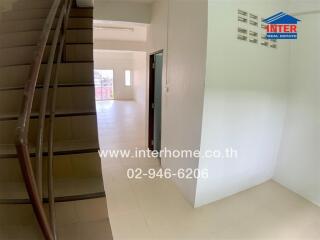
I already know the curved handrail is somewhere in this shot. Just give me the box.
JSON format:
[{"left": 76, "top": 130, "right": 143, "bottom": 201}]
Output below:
[{"left": 14, "top": 0, "right": 69, "bottom": 239}]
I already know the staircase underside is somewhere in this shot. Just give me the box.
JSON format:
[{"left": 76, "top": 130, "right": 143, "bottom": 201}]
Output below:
[{"left": 0, "top": 0, "right": 112, "bottom": 239}]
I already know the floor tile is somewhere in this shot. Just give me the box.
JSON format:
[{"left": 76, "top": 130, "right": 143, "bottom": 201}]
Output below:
[{"left": 97, "top": 100, "right": 320, "bottom": 240}]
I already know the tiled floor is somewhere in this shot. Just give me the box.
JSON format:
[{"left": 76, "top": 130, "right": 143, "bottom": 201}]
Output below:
[{"left": 97, "top": 100, "right": 320, "bottom": 240}]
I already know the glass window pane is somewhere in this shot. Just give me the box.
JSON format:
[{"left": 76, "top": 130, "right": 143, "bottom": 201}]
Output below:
[
  {"left": 125, "top": 70, "right": 131, "bottom": 86},
  {"left": 94, "top": 69, "right": 114, "bottom": 100}
]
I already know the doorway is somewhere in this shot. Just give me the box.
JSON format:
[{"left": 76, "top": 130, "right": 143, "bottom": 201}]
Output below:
[
  {"left": 148, "top": 51, "right": 163, "bottom": 152},
  {"left": 94, "top": 69, "right": 114, "bottom": 101}
]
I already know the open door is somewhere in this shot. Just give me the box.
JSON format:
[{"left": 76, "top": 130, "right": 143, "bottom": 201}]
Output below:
[{"left": 148, "top": 51, "right": 163, "bottom": 152}]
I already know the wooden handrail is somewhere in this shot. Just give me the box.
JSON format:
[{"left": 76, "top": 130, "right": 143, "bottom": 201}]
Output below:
[{"left": 14, "top": 0, "right": 72, "bottom": 239}]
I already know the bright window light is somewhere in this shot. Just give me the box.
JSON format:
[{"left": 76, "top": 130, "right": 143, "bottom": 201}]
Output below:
[{"left": 125, "top": 70, "right": 132, "bottom": 86}]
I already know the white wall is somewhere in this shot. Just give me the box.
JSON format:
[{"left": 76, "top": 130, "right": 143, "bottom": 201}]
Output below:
[
  {"left": 195, "top": 0, "right": 290, "bottom": 207},
  {"left": 133, "top": 52, "right": 147, "bottom": 110},
  {"left": 148, "top": 0, "right": 208, "bottom": 205},
  {"left": 92, "top": 0, "right": 319, "bottom": 208},
  {"left": 94, "top": 50, "right": 134, "bottom": 100},
  {"left": 94, "top": 1, "right": 151, "bottom": 24},
  {"left": 146, "top": 0, "right": 169, "bottom": 149},
  {"left": 273, "top": 11, "right": 320, "bottom": 206},
  {"left": 94, "top": 40, "right": 147, "bottom": 52},
  {"left": 289, "top": 0, "right": 320, "bottom": 14},
  {"left": 148, "top": 0, "right": 168, "bottom": 54},
  {"left": 132, "top": 52, "right": 148, "bottom": 147}
]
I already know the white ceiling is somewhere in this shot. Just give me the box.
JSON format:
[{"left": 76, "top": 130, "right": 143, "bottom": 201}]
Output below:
[{"left": 93, "top": 20, "right": 148, "bottom": 42}]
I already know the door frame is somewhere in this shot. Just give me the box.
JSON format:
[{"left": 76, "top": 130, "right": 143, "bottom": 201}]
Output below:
[{"left": 148, "top": 50, "right": 163, "bottom": 150}]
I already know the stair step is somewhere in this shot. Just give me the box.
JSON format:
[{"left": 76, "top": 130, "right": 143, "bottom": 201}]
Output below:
[
  {"left": 0, "top": 198, "right": 112, "bottom": 240},
  {"left": 0, "top": 19, "right": 50, "bottom": 34},
  {"left": 70, "top": 8, "right": 93, "bottom": 18},
  {"left": 0, "top": 86, "right": 96, "bottom": 116},
  {"left": 68, "top": 17, "right": 93, "bottom": 29},
  {"left": 0, "top": 43, "right": 93, "bottom": 67},
  {"left": 13, "top": 0, "right": 53, "bottom": 10},
  {"left": 0, "top": 177, "right": 104, "bottom": 201},
  {"left": 0, "top": 151, "right": 104, "bottom": 201},
  {"left": 0, "top": 140, "right": 99, "bottom": 158},
  {"left": 0, "top": 62, "right": 93, "bottom": 89},
  {"left": 0, "top": 152, "right": 102, "bottom": 183},
  {"left": 0, "top": 18, "right": 92, "bottom": 34},
  {"left": 0, "top": 204, "right": 43, "bottom": 239},
  {"left": 66, "top": 29, "right": 93, "bottom": 44},
  {"left": 1, "top": 8, "right": 93, "bottom": 21},
  {"left": 0, "top": 29, "right": 93, "bottom": 48},
  {"left": 0, "top": 45, "right": 39, "bottom": 67},
  {"left": 63, "top": 43, "right": 93, "bottom": 62},
  {"left": 0, "top": 115, "right": 99, "bottom": 145},
  {"left": 1, "top": 9, "right": 51, "bottom": 21}
]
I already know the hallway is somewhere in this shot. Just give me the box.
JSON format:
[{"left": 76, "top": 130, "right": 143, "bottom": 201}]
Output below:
[{"left": 96, "top": 100, "right": 320, "bottom": 240}]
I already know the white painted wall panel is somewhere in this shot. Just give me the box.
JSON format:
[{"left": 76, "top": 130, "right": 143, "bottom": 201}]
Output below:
[
  {"left": 195, "top": 0, "right": 290, "bottom": 207},
  {"left": 273, "top": 12, "right": 320, "bottom": 206}
]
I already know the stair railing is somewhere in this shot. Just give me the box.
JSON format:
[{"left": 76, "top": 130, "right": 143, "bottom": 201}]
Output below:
[{"left": 15, "top": 0, "right": 72, "bottom": 239}]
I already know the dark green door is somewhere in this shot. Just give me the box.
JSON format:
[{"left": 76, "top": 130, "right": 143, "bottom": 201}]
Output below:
[
  {"left": 148, "top": 51, "right": 163, "bottom": 153},
  {"left": 153, "top": 53, "right": 163, "bottom": 152}
]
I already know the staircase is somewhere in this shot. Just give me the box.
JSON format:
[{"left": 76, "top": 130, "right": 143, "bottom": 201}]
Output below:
[{"left": 0, "top": 0, "right": 112, "bottom": 239}]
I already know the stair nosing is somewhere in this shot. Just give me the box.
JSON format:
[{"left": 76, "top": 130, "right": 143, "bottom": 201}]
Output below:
[
  {"left": 0, "top": 28, "right": 92, "bottom": 36},
  {"left": 0, "top": 16, "right": 93, "bottom": 23},
  {"left": 0, "top": 42, "right": 94, "bottom": 50},
  {"left": 0, "top": 83, "right": 95, "bottom": 91},
  {"left": 0, "top": 62, "right": 93, "bottom": 69},
  {"left": 1, "top": 60, "right": 94, "bottom": 68},
  {"left": 0, "top": 192, "right": 105, "bottom": 205},
  {"left": 0, "top": 147, "right": 100, "bottom": 159},
  {"left": 0, "top": 42, "right": 93, "bottom": 50},
  {"left": 7, "top": 7, "right": 93, "bottom": 13},
  {"left": 1, "top": 28, "right": 93, "bottom": 34},
  {"left": 0, "top": 111, "right": 97, "bottom": 121}
]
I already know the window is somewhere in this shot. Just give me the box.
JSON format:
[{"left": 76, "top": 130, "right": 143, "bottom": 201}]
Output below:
[
  {"left": 125, "top": 70, "right": 132, "bottom": 86},
  {"left": 94, "top": 69, "right": 114, "bottom": 100}
]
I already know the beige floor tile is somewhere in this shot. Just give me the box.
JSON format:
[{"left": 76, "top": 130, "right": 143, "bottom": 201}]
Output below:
[
  {"left": 107, "top": 183, "right": 140, "bottom": 218},
  {"left": 97, "top": 100, "right": 320, "bottom": 240},
  {"left": 109, "top": 209, "right": 152, "bottom": 240},
  {"left": 57, "top": 219, "right": 112, "bottom": 240}
]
